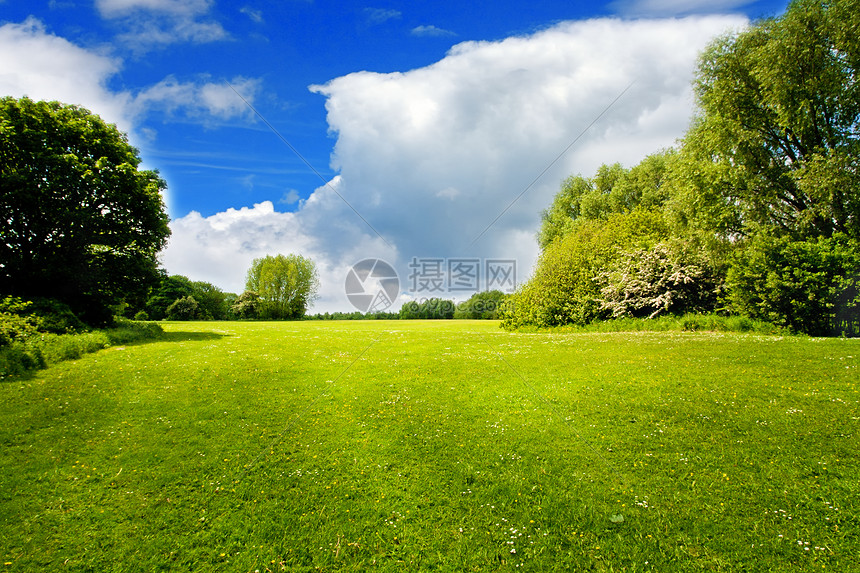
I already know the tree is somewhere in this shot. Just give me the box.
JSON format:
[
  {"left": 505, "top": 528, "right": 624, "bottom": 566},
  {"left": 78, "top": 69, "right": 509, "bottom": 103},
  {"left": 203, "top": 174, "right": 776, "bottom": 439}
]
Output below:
[
  {"left": 0, "top": 97, "right": 170, "bottom": 325},
  {"left": 245, "top": 254, "right": 319, "bottom": 319},
  {"left": 725, "top": 233, "right": 860, "bottom": 335},
  {"left": 454, "top": 290, "right": 507, "bottom": 319},
  {"left": 231, "top": 291, "right": 261, "bottom": 319},
  {"left": 165, "top": 296, "right": 200, "bottom": 321},
  {"left": 687, "top": 0, "right": 860, "bottom": 240},
  {"left": 538, "top": 153, "right": 673, "bottom": 249}
]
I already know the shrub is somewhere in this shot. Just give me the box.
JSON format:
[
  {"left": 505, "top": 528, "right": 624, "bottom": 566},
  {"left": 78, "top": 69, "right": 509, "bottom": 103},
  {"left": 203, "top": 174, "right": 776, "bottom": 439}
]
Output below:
[
  {"left": 0, "top": 297, "right": 39, "bottom": 347},
  {"left": 165, "top": 296, "right": 200, "bottom": 321},
  {"left": 725, "top": 233, "right": 860, "bottom": 336},
  {"left": 596, "top": 241, "right": 722, "bottom": 319}
]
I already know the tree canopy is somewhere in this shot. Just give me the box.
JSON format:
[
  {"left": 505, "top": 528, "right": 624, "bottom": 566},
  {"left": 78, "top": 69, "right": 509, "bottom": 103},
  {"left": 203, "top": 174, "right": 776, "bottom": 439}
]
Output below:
[
  {"left": 506, "top": 0, "right": 860, "bottom": 335},
  {"left": 0, "top": 97, "right": 170, "bottom": 325},
  {"left": 685, "top": 0, "right": 860, "bottom": 240},
  {"left": 244, "top": 254, "right": 319, "bottom": 319}
]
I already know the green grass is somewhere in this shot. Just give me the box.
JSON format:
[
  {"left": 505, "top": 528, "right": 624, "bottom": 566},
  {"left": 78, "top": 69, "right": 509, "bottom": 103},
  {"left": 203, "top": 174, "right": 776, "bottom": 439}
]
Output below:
[{"left": 1, "top": 320, "right": 858, "bottom": 571}]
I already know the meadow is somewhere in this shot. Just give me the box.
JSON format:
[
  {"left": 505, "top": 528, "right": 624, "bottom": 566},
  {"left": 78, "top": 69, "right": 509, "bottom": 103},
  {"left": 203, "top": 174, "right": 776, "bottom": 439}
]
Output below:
[{"left": 0, "top": 320, "right": 857, "bottom": 572}]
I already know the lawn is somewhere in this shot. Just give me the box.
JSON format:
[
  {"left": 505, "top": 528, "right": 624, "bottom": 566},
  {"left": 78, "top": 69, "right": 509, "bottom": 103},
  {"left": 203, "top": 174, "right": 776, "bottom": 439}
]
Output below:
[{"left": 1, "top": 320, "right": 858, "bottom": 571}]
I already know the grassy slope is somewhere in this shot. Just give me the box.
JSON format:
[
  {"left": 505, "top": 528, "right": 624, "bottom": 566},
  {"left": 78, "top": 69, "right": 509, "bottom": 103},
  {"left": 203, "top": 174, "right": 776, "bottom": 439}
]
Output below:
[{"left": 0, "top": 320, "right": 857, "bottom": 572}]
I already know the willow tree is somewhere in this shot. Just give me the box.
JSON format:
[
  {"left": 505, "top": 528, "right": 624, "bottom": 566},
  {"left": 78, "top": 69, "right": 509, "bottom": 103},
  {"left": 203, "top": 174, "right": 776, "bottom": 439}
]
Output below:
[{"left": 244, "top": 254, "right": 319, "bottom": 319}]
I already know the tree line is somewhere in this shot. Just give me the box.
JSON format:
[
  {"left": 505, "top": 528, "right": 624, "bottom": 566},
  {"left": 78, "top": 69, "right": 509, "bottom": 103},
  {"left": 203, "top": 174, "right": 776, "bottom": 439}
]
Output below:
[{"left": 502, "top": 0, "right": 860, "bottom": 336}]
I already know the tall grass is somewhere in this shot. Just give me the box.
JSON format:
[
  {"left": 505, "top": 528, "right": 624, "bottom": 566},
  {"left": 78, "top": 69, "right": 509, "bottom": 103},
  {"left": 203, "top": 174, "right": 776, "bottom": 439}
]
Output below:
[
  {"left": 516, "top": 313, "right": 790, "bottom": 335},
  {"left": 0, "top": 319, "right": 163, "bottom": 377}
]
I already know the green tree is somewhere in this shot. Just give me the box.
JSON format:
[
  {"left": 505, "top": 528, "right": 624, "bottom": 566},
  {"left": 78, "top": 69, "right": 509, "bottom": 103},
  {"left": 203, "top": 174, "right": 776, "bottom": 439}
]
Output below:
[
  {"left": 0, "top": 97, "right": 170, "bottom": 325},
  {"left": 245, "top": 254, "right": 319, "bottom": 319},
  {"left": 538, "top": 153, "right": 673, "bottom": 249},
  {"left": 725, "top": 233, "right": 860, "bottom": 335},
  {"left": 687, "top": 0, "right": 860, "bottom": 240},
  {"left": 165, "top": 296, "right": 200, "bottom": 321},
  {"left": 231, "top": 291, "right": 261, "bottom": 319},
  {"left": 454, "top": 290, "right": 507, "bottom": 319},
  {"left": 145, "top": 275, "right": 194, "bottom": 320}
]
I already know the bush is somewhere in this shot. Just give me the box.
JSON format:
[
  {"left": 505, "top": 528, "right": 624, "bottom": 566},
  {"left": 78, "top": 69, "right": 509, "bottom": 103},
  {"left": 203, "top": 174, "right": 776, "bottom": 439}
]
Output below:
[
  {"left": 27, "top": 298, "right": 87, "bottom": 334},
  {"left": 725, "top": 233, "right": 860, "bottom": 336},
  {"left": 0, "top": 297, "right": 39, "bottom": 347},
  {"left": 596, "top": 241, "right": 722, "bottom": 319},
  {"left": 134, "top": 310, "right": 149, "bottom": 321},
  {"left": 165, "top": 296, "right": 200, "bottom": 321},
  {"left": 502, "top": 210, "right": 668, "bottom": 330},
  {"left": 0, "top": 319, "right": 163, "bottom": 378}
]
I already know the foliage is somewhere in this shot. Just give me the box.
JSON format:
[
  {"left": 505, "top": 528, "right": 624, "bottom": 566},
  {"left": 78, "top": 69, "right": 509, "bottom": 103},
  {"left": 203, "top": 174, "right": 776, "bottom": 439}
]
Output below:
[
  {"left": 141, "top": 274, "right": 230, "bottom": 320},
  {"left": 502, "top": 210, "right": 669, "bottom": 329},
  {"left": 165, "top": 296, "right": 201, "bottom": 321},
  {"left": 725, "top": 233, "right": 860, "bottom": 335},
  {"left": 24, "top": 298, "right": 87, "bottom": 334},
  {"left": 144, "top": 274, "right": 195, "bottom": 320},
  {"left": 538, "top": 153, "right": 673, "bottom": 249},
  {"left": 245, "top": 254, "right": 319, "bottom": 319},
  {"left": 0, "top": 318, "right": 162, "bottom": 377},
  {"left": 0, "top": 297, "right": 39, "bottom": 348},
  {"left": 399, "top": 298, "right": 456, "bottom": 319},
  {"left": 596, "top": 241, "right": 723, "bottom": 319},
  {"left": 306, "top": 311, "right": 400, "bottom": 320},
  {"left": 687, "top": 0, "right": 860, "bottom": 240},
  {"left": 453, "top": 290, "right": 507, "bottom": 319},
  {"left": 231, "top": 291, "right": 262, "bottom": 319},
  {"left": 0, "top": 97, "right": 170, "bottom": 326}
]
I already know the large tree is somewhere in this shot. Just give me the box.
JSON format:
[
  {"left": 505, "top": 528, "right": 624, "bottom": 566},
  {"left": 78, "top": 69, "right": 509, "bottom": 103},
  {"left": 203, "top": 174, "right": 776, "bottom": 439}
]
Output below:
[
  {"left": 685, "top": 0, "right": 860, "bottom": 240},
  {"left": 244, "top": 254, "right": 319, "bottom": 319},
  {"left": 0, "top": 97, "right": 170, "bottom": 325}
]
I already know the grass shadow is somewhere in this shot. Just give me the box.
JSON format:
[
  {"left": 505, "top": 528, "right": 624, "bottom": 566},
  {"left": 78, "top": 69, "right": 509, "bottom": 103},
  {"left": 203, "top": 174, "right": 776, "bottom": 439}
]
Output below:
[{"left": 158, "top": 331, "right": 229, "bottom": 343}]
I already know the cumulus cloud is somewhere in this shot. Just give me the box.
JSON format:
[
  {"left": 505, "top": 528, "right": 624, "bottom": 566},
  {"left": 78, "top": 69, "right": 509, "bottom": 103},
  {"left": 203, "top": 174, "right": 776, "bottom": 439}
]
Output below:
[
  {"left": 0, "top": 17, "right": 132, "bottom": 131},
  {"left": 162, "top": 15, "right": 748, "bottom": 312}
]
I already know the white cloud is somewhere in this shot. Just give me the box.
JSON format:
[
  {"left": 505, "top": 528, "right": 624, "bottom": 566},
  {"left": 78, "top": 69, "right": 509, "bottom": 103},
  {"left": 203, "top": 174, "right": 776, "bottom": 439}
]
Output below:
[
  {"left": 95, "top": 0, "right": 213, "bottom": 17},
  {"left": 610, "top": 0, "right": 756, "bottom": 17},
  {"left": 412, "top": 25, "right": 456, "bottom": 37},
  {"left": 130, "top": 75, "right": 260, "bottom": 121},
  {"left": 240, "top": 6, "right": 264, "bottom": 24},
  {"left": 0, "top": 18, "right": 132, "bottom": 131},
  {"left": 161, "top": 15, "right": 748, "bottom": 313},
  {"left": 96, "top": 0, "right": 228, "bottom": 51},
  {"left": 364, "top": 8, "right": 402, "bottom": 25},
  {"left": 0, "top": 19, "right": 260, "bottom": 129}
]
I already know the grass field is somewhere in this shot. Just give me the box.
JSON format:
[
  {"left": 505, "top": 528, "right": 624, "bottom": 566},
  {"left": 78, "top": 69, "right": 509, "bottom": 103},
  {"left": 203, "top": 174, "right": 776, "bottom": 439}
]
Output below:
[{"left": 1, "top": 320, "right": 858, "bottom": 571}]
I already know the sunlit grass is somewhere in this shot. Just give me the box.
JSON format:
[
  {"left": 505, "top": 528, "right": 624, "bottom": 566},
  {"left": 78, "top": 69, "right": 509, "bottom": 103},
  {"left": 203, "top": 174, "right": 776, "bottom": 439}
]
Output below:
[{"left": 1, "top": 320, "right": 858, "bottom": 571}]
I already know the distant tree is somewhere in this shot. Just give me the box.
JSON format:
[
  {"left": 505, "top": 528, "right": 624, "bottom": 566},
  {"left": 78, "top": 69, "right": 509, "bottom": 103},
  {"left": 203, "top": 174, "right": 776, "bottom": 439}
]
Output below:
[
  {"left": 189, "top": 280, "right": 228, "bottom": 320},
  {"left": 0, "top": 97, "right": 170, "bottom": 325},
  {"left": 165, "top": 296, "right": 200, "bottom": 321},
  {"left": 145, "top": 275, "right": 194, "bottom": 320},
  {"left": 400, "top": 298, "right": 454, "bottom": 319},
  {"left": 454, "top": 290, "right": 507, "bottom": 319},
  {"left": 245, "top": 254, "right": 319, "bottom": 319}
]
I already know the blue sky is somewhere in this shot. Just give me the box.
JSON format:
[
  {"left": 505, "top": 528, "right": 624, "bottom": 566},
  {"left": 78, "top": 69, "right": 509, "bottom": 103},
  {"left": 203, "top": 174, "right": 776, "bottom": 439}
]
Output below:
[{"left": 1, "top": 0, "right": 789, "bottom": 311}]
